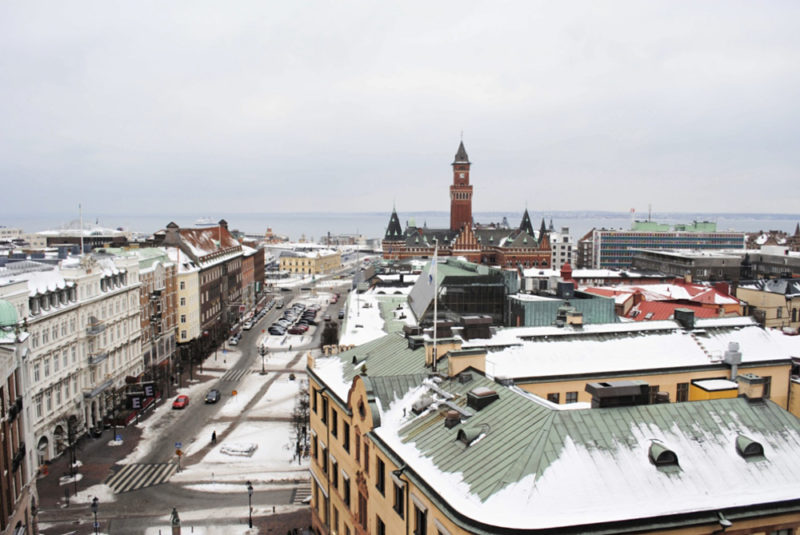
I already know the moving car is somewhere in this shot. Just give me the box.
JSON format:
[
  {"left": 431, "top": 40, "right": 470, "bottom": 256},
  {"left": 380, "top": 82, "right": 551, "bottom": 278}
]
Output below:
[
  {"left": 172, "top": 395, "right": 190, "bottom": 409},
  {"left": 205, "top": 389, "right": 221, "bottom": 404},
  {"left": 243, "top": 320, "right": 254, "bottom": 330}
]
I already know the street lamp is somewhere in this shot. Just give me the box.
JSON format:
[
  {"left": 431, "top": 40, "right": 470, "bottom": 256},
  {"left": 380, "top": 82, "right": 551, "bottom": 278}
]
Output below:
[
  {"left": 258, "top": 345, "right": 267, "bottom": 375},
  {"left": 91, "top": 496, "right": 99, "bottom": 535},
  {"left": 247, "top": 480, "right": 254, "bottom": 528}
]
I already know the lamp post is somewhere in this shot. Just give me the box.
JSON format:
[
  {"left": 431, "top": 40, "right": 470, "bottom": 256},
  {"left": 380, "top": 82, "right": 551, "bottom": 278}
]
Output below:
[
  {"left": 258, "top": 345, "right": 267, "bottom": 375},
  {"left": 247, "top": 480, "right": 254, "bottom": 528},
  {"left": 91, "top": 496, "right": 99, "bottom": 535}
]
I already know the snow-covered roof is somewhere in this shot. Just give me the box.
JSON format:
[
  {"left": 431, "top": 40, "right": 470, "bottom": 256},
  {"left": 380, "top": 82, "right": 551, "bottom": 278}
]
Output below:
[
  {"left": 463, "top": 317, "right": 798, "bottom": 380},
  {"left": 369, "top": 371, "right": 800, "bottom": 532}
]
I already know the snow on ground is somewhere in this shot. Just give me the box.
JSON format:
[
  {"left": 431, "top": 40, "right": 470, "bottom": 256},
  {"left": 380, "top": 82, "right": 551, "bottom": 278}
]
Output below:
[
  {"left": 184, "top": 422, "right": 232, "bottom": 457},
  {"left": 218, "top": 374, "right": 268, "bottom": 417},
  {"left": 202, "top": 347, "right": 241, "bottom": 371},
  {"left": 249, "top": 377, "right": 302, "bottom": 418},
  {"left": 66, "top": 482, "right": 116, "bottom": 504},
  {"left": 262, "top": 333, "right": 311, "bottom": 350},
  {"left": 172, "top": 421, "right": 308, "bottom": 483}
]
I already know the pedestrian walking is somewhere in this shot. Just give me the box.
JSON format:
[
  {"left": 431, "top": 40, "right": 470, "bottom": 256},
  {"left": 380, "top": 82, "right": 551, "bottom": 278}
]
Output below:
[{"left": 211, "top": 430, "right": 217, "bottom": 444}]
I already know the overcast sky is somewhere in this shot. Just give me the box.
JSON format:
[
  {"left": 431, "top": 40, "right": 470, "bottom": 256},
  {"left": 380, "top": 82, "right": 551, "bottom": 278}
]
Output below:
[{"left": 2, "top": 1, "right": 799, "bottom": 218}]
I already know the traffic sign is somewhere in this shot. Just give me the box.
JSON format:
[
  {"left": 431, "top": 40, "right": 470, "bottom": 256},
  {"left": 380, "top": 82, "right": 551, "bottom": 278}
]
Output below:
[
  {"left": 232, "top": 390, "right": 238, "bottom": 396},
  {"left": 115, "top": 434, "right": 122, "bottom": 442},
  {"left": 94, "top": 521, "right": 100, "bottom": 529},
  {"left": 176, "top": 449, "right": 183, "bottom": 456},
  {"left": 175, "top": 442, "right": 182, "bottom": 449}
]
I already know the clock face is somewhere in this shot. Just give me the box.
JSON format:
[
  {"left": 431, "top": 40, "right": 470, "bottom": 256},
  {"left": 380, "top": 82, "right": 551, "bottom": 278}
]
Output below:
[{"left": 459, "top": 173, "right": 465, "bottom": 178}]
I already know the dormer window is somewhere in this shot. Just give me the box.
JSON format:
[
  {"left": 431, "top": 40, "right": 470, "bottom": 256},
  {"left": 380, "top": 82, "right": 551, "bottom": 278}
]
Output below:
[
  {"left": 736, "top": 435, "right": 765, "bottom": 460},
  {"left": 649, "top": 441, "right": 679, "bottom": 468}
]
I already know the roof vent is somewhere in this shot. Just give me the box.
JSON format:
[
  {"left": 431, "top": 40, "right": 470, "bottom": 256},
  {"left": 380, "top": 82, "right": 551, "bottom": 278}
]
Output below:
[
  {"left": 457, "top": 426, "right": 484, "bottom": 446},
  {"left": 407, "top": 335, "right": 425, "bottom": 350},
  {"left": 458, "top": 372, "right": 473, "bottom": 384},
  {"left": 736, "top": 435, "right": 765, "bottom": 459},
  {"left": 444, "top": 410, "right": 460, "bottom": 429},
  {"left": 467, "top": 387, "right": 499, "bottom": 411},
  {"left": 649, "top": 442, "right": 679, "bottom": 467},
  {"left": 352, "top": 354, "right": 367, "bottom": 365}
]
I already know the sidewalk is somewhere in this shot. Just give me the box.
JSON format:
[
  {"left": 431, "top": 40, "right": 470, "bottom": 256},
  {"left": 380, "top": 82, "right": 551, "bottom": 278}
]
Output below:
[{"left": 36, "top": 412, "right": 145, "bottom": 508}]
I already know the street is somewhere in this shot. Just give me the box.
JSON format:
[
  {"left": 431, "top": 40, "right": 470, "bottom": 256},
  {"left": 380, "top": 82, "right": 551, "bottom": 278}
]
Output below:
[{"left": 36, "top": 277, "right": 352, "bottom": 534}]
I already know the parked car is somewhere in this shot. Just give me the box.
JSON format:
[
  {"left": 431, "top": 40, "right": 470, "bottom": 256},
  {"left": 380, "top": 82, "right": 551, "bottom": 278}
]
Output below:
[
  {"left": 205, "top": 389, "right": 221, "bottom": 404},
  {"left": 243, "top": 321, "right": 254, "bottom": 330},
  {"left": 323, "top": 314, "right": 332, "bottom": 322},
  {"left": 288, "top": 326, "right": 305, "bottom": 335},
  {"left": 172, "top": 395, "right": 190, "bottom": 409},
  {"left": 228, "top": 336, "right": 239, "bottom": 346},
  {"left": 338, "top": 310, "right": 345, "bottom": 319},
  {"left": 269, "top": 326, "right": 286, "bottom": 335}
]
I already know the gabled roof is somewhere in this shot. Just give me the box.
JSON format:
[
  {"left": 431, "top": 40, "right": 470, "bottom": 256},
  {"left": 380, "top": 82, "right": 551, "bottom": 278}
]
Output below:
[
  {"left": 628, "top": 300, "right": 720, "bottom": 321},
  {"left": 739, "top": 279, "right": 800, "bottom": 297}
]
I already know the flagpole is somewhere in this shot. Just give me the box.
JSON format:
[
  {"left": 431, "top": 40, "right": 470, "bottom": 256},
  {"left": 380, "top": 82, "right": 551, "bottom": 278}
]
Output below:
[{"left": 432, "top": 239, "right": 438, "bottom": 370}]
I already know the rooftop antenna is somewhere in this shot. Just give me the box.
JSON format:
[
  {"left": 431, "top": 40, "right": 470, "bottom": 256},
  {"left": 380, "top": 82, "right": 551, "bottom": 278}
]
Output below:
[
  {"left": 79, "top": 203, "right": 84, "bottom": 255},
  {"left": 648, "top": 204, "right": 652, "bottom": 222},
  {"left": 432, "top": 238, "right": 438, "bottom": 370}
]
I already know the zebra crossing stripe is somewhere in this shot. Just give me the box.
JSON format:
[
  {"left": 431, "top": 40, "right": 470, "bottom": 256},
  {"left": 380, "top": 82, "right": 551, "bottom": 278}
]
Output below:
[
  {"left": 107, "top": 463, "right": 177, "bottom": 493},
  {"left": 293, "top": 484, "right": 311, "bottom": 504},
  {"left": 221, "top": 369, "right": 251, "bottom": 381}
]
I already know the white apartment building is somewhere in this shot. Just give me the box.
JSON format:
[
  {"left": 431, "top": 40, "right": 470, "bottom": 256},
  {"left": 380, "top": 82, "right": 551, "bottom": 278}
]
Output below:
[
  {"left": 549, "top": 226, "right": 575, "bottom": 269},
  {"left": 0, "top": 254, "right": 141, "bottom": 468}
]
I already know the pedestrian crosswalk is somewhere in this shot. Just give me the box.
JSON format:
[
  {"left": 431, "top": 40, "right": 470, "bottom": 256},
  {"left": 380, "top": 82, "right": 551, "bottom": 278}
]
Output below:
[
  {"left": 293, "top": 483, "right": 311, "bottom": 504},
  {"left": 220, "top": 368, "right": 252, "bottom": 382},
  {"left": 106, "top": 462, "right": 177, "bottom": 493}
]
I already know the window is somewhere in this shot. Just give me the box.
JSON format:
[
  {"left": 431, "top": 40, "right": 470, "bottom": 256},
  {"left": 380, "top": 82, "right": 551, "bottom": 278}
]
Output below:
[
  {"left": 312, "top": 388, "right": 318, "bottom": 413},
  {"left": 312, "top": 435, "right": 318, "bottom": 461},
  {"left": 35, "top": 396, "right": 42, "bottom": 419},
  {"left": 343, "top": 475, "right": 351, "bottom": 507},
  {"left": 393, "top": 481, "right": 405, "bottom": 518},
  {"left": 676, "top": 383, "right": 689, "bottom": 402},
  {"left": 322, "top": 396, "right": 328, "bottom": 425},
  {"left": 414, "top": 503, "right": 427, "bottom": 535},
  {"left": 331, "top": 409, "right": 338, "bottom": 437},
  {"left": 44, "top": 358, "right": 50, "bottom": 377},
  {"left": 331, "top": 459, "right": 338, "bottom": 489},
  {"left": 322, "top": 446, "right": 328, "bottom": 474},
  {"left": 33, "top": 364, "right": 40, "bottom": 383},
  {"left": 343, "top": 422, "right": 350, "bottom": 452},
  {"left": 376, "top": 516, "right": 386, "bottom": 535},
  {"left": 180, "top": 315, "right": 186, "bottom": 324},
  {"left": 180, "top": 297, "right": 186, "bottom": 306},
  {"left": 376, "top": 457, "right": 386, "bottom": 494},
  {"left": 565, "top": 391, "right": 578, "bottom": 404},
  {"left": 180, "top": 281, "right": 185, "bottom": 290},
  {"left": 648, "top": 385, "right": 660, "bottom": 404},
  {"left": 546, "top": 393, "right": 559, "bottom": 404},
  {"left": 364, "top": 443, "right": 370, "bottom": 473},
  {"left": 777, "top": 307, "right": 783, "bottom": 319},
  {"left": 764, "top": 376, "right": 772, "bottom": 398},
  {"left": 355, "top": 432, "right": 361, "bottom": 462}
]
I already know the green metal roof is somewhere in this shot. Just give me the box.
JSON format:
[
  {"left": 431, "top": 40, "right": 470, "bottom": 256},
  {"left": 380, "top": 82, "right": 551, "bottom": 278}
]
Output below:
[{"left": 0, "top": 300, "right": 18, "bottom": 328}]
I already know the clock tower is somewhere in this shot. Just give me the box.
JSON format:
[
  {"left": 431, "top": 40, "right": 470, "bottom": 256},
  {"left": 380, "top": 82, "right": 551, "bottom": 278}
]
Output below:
[{"left": 450, "top": 141, "right": 473, "bottom": 231}]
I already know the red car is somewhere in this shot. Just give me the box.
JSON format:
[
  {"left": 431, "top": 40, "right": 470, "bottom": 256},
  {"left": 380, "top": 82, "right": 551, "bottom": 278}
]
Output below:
[{"left": 172, "top": 395, "right": 189, "bottom": 409}]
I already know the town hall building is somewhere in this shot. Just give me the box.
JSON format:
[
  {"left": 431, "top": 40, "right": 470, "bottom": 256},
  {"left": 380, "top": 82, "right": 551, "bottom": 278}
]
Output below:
[{"left": 382, "top": 142, "right": 552, "bottom": 268}]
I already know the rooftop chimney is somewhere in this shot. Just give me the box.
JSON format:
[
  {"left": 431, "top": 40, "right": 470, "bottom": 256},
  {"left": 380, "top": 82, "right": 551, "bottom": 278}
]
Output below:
[
  {"left": 585, "top": 381, "right": 651, "bottom": 408},
  {"left": 736, "top": 373, "right": 765, "bottom": 402},
  {"left": 674, "top": 308, "right": 695, "bottom": 330}
]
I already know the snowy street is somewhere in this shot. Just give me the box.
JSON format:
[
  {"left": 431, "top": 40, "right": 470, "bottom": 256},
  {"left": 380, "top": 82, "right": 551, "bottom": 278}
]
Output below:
[{"left": 35, "top": 283, "right": 352, "bottom": 534}]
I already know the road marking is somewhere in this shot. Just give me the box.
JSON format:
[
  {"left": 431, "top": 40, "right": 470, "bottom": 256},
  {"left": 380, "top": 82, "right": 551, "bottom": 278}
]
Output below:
[
  {"left": 106, "top": 463, "right": 177, "bottom": 493},
  {"left": 220, "top": 368, "right": 252, "bottom": 381},
  {"left": 292, "top": 483, "right": 311, "bottom": 504}
]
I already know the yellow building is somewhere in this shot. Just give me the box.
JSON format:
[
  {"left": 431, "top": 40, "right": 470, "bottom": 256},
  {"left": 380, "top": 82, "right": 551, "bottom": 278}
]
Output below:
[
  {"left": 308, "top": 329, "right": 800, "bottom": 535},
  {"left": 737, "top": 280, "right": 800, "bottom": 331},
  {"left": 168, "top": 250, "right": 200, "bottom": 345},
  {"left": 280, "top": 248, "right": 341, "bottom": 275}
]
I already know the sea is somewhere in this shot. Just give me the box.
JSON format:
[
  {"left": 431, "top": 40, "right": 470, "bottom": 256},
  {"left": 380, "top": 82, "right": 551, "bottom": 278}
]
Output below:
[{"left": 6, "top": 210, "right": 800, "bottom": 243}]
